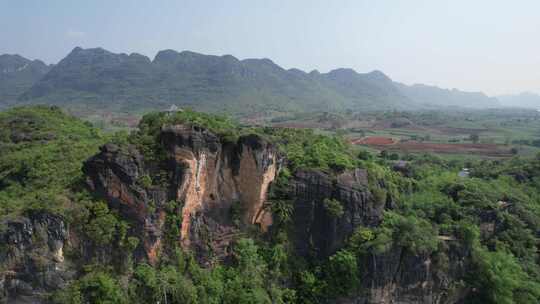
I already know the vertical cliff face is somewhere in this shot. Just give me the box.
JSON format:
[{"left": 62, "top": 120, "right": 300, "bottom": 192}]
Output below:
[
  {"left": 84, "top": 124, "right": 281, "bottom": 262},
  {"left": 0, "top": 211, "right": 72, "bottom": 303},
  {"left": 349, "top": 243, "right": 470, "bottom": 304},
  {"left": 83, "top": 143, "right": 168, "bottom": 263},
  {"left": 289, "top": 169, "right": 468, "bottom": 304},
  {"left": 290, "top": 168, "right": 385, "bottom": 258},
  {"left": 82, "top": 123, "right": 468, "bottom": 303},
  {"left": 160, "top": 126, "right": 280, "bottom": 249}
]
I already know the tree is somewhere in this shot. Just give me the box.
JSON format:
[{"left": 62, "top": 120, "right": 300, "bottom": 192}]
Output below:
[
  {"left": 325, "top": 250, "right": 359, "bottom": 297},
  {"left": 130, "top": 264, "right": 198, "bottom": 304},
  {"left": 323, "top": 198, "right": 344, "bottom": 218},
  {"left": 54, "top": 272, "right": 127, "bottom": 304},
  {"left": 470, "top": 248, "right": 540, "bottom": 304},
  {"left": 469, "top": 134, "right": 480, "bottom": 143},
  {"left": 222, "top": 239, "right": 272, "bottom": 304}
]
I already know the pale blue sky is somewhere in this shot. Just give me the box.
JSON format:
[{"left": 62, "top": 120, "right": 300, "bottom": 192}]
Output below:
[{"left": 1, "top": 0, "right": 539, "bottom": 95}]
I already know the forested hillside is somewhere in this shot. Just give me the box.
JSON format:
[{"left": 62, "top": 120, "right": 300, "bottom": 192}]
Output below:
[{"left": 0, "top": 106, "right": 538, "bottom": 303}]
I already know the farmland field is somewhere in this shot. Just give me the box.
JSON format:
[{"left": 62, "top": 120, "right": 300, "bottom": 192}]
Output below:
[{"left": 266, "top": 108, "right": 540, "bottom": 158}]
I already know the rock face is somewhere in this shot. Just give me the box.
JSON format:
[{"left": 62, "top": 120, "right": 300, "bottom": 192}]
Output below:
[
  {"left": 290, "top": 168, "right": 384, "bottom": 258},
  {"left": 83, "top": 142, "right": 166, "bottom": 262},
  {"left": 81, "top": 124, "right": 468, "bottom": 303},
  {"left": 289, "top": 169, "right": 468, "bottom": 303},
  {"left": 350, "top": 243, "right": 470, "bottom": 304},
  {"left": 83, "top": 124, "right": 281, "bottom": 263},
  {"left": 0, "top": 211, "right": 72, "bottom": 303}
]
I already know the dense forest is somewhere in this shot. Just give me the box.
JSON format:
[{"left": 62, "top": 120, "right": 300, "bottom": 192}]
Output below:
[{"left": 1, "top": 106, "right": 539, "bottom": 303}]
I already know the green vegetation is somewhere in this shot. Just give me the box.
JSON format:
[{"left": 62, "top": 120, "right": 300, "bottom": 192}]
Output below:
[
  {"left": 126, "top": 109, "right": 238, "bottom": 162},
  {"left": 135, "top": 109, "right": 237, "bottom": 139},
  {"left": 400, "top": 154, "right": 540, "bottom": 302},
  {"left": 324, "top": 249, "right": 359, "bottom": 297},
  {"left": 129, "top": 110, "right": 359, "bottom": 173},
  {"left": 2, "top": 107, "right": 540, "bottom": 304},
  {"left": 14, "top": 47, "right": 417, "bottom": 115},
  {"left": 54, "top": 272, "right": 126, "bottom": 304},
  {"left": 0, "top": 106, "right": 105, "bottom": 217},
  {"left": 323, "top": 198, "right": 344, "bottom": 218},
  {"left": 273, "top": 108, "right": 540, "bottom": 159},
  {"left": 263, "top": 128, "right": 357, "bottom": 171}
]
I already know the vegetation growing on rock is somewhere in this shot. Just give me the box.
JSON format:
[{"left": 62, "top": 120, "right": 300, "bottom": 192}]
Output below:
[
  {"left": 1, "top": 106, "right": 539, "bottom": 304},
  {"left": 0, "top": 106, "right": 105, "bottom": 217}
]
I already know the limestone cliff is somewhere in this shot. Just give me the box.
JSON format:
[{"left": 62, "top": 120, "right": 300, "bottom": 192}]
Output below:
[
  {"left": 83, "top": 124, "right": 281, "bottom": 263},
  {"left": 0, "top": 211, "right": 72, "bottom": 303},
  {"left": 81, "top": 123, "right": 469, "bottom": 303},
  {"left": 288, "top": 169, "right": 469, "bottom": 304},
  {"left": 350, "top": 243, "right": 470, "bottom": 304},
  {"left": 290, "top": 168, "right": 384, "bottom": 258}
]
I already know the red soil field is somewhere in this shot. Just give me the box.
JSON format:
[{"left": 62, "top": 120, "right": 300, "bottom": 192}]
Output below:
[
  {"left": 395, "top": 142, "right": 510, "bottom": 155},
  {"left": 350, "top": 136, "right": 395, "bottom": 145},
  {"left": 351, "top": 137, "right": 513, "bottom": 156}
]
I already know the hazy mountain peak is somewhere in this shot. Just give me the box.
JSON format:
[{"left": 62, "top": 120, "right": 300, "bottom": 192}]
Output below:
[
  {"left": 221, "top": 54, "right": 240, "bottom": 62},
  {"left": 0, "top": 54, "right": 50, "bottom": 71},
  {"left": 70, "top": 46, "right": 83, "bottom": 53},
  {"left": 287, "top": 68, "right": 306, "bottom": 75},
  {"left": 154, "top": 49, "right": 237, "bottom": 65},
  {"left": 153, "top": 49, "right": 180, "bottom": 64},
  {"left": 68, "top": 46, "right": 110, "bottom": 56},
  {"left": 396, "top": 82, "right": 499, "bottom": 108},
  {"left": 0, "top": 54, "right": 27, "bottom": 62},
  {"left": 128, "top": 52, "right": 151, "bottom": 63},
  {"left": 517, "top": 91, "right": 540, "bottom": 98},
  {"left": 328, "top": 68, "right": 357, "bottom": 76},
  {"left": 239, "top": 58, "right": 284, "bottom": 76},
  {"left": 367, "top": 70, "right": 392, "bottom": 81},
  {"left": 498, "top": 92, "right": 540, "bottom": 108},
  {"left": 0, "top": 54, "right": 31, "bottom": 71},
  {"left": 0, "top": 46, "right": 513, "bottom": 112},
  {"left": 0, "top": 54, "right": 52, "bottom": 103}
]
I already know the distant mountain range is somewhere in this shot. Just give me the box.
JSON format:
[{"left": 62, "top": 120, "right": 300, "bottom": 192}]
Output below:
[
  {"left": 395, "top": 83, "right": 499, "bottom": 108},
  {"left": 0, "top": 47, "right": 516, "bottom": 114},
  {"left": 0, "top": 54, "right": 51, "bottom": 108},
  {"left": 497, "top": 92, "right": 540, "bottom": 109}
]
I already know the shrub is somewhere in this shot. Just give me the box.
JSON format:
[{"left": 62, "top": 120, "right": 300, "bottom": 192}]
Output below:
[
  {"left": 325, "top": 250, "right": 359, "bottom": 297},
  {"left": 323, "top": 198, "right": 344, "bottom": 218},
  {"left": 54, "top": 272, "right": 126, "bottom": 304},
  {"left": 470, "top": 247, "right": 540, "bottom": 304},
  {"left": 382, "top": 212, "right": 439, "bottom": 254}
]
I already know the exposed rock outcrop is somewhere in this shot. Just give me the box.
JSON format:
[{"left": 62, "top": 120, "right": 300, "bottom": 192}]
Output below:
[
  {"left": 83, "top": 125, "right": 281, "bottom": 263},
  {"left": 290, "top": 168, "right": 384, "bottom": 258},
  {"left": 289, "top": 169, "right": 468, "bottom": 303},
  {"left": 82, "top": 124, "right": 469, "bottom": 303},
  {"left": 0, "top": 211, "right": 72, "bottom": 303},
  {"left": 348, "top": 243, "right": 470, "bottom": 304}
]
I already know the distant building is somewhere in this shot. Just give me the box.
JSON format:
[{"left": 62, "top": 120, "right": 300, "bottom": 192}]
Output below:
[
  {"left": 166, "top": 104, "right": 183, "bottom": 113},
  {"left": 458, "top": 168, "right": 470, "bottom": 178}
]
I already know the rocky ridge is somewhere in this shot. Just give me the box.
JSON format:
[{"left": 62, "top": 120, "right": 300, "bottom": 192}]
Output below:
[{"left": 0, "top": 119, "right": 472, "bottom": 303}]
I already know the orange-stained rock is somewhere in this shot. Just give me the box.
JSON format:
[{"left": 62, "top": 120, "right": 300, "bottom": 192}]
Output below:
[{"left": 84, "top": 125, "right": 282, "bottom": 263}]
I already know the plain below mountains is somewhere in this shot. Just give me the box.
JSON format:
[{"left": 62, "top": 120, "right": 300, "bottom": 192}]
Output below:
[{"left": 1, "top": 47, "right": 501, "bottom": 114}]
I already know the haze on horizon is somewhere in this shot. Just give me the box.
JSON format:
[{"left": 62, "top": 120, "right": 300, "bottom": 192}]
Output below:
[{"left": 2, "top": 0, "right": 539, "bottom": 96}]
